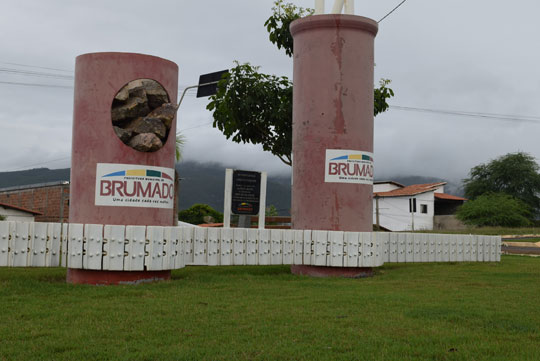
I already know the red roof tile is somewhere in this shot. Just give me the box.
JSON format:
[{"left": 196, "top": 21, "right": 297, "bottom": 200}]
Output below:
[
  {"left": 374, "top": 182, "right": 446, "bottom": 197},
  {"left": 0, "top": 202, "right": 43, "bottom": 215},
  {"left": 434, "top": 193, "right": 467, "bottom": 201}
]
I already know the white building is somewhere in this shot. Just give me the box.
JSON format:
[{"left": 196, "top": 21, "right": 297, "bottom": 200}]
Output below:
[
  {"left": 373, "top": 181, "right": 466, "bottom": 231},
  {"left": 0, "top": 202, "right": 42, "bottom": 222}
]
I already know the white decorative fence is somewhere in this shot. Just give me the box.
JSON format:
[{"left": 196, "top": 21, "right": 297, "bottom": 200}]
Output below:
[{"left": 0, "top": 221, "right": 501, "bottom": 270}]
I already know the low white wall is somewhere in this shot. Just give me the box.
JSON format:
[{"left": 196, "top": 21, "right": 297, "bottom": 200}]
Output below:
[{"left": 0, "top": 221, "right": 501, "bottom": 270}]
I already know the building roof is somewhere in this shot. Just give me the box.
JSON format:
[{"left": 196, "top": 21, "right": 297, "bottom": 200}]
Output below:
[
  {"left": 0, "top": 180, "right": 69, "bottom": 193},
  {"left": 374, "top": 182, "right": 446, "bottom": 197},
  {"left": 0, "top": 202, "right": 43, "bottom": 215},
  {"left": 434, "top": 193, "right": 467, "bottom": 201},
  {"left": 373, "top": 180, "right": 405, "bottom": 188}
]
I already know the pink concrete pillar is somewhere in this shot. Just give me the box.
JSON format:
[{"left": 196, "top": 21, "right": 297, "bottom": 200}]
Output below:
[
  {"left": 290, "top": 15, "right": 377, "bottom": 277},
  {"left": 68, "top": 52, "right": 178, "bottom": 284}
]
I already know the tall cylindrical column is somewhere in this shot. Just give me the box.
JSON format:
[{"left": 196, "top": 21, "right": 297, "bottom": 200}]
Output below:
[
  {"left": 290, "top": 15, "right": 377, "bottom": 276},
  {"left": 68, "top": 52, "right": 178, "bottom": 284}
]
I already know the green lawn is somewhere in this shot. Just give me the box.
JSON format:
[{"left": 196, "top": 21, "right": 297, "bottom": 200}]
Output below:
[
  {"left": 504, "top": 237, "right": 540, "bottom": 243},
  {"left": 1, "top": 257, "right": 539, "bottom": 360}
]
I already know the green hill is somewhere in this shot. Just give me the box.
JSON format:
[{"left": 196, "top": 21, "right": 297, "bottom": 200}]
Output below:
[{"left": 0, "top": 163, "right": 463, "bottom": 216}]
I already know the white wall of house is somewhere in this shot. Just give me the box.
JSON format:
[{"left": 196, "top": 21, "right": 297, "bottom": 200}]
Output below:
[
  {"left": 373, "top": 191, "right": 435, "bottom": 231},
  {"left": 0, "top": 206, "right": 35, "bottom": 222},
  {"left": 433, "top": 185, "right": 444, "bottom": 193},
  {"left": 373, "top": 182, "right": 402, "bottom": 193}
]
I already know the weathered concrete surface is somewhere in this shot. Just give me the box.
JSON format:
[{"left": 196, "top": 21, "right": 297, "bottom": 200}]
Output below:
[
  {"left": 70, "top": 52, "right": 178, "bottom": 227},
  {"left": 289, "top": 15, "right": 377, "bottom": 277},
  {"left": 290, "top": 15, "right": 378, "bottom": 233},
  {"left": 69, "top": 52, "right": 178, "bottom": 285},
  {"left": 67, "top": 269, "right": 171, "bottom": 285}
]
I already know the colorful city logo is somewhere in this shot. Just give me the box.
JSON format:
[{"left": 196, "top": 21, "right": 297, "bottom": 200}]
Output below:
[
  {"left": 102, "top": 169, "right": 173, "bottom": 181},
  {"left": 95, "top": 164, "right": 175, "bottom": 209},
  {"left": 330, "top": 154, "right": 373, "bottom": 162},
  {"left": 325, "top": 149, "right": 374, "bottom": 184}
]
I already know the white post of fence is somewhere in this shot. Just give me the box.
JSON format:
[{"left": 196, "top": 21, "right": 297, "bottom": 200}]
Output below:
[
  {"left": 258, "top": 172, "right": 267, "bottom": 229},
  {"left": 223, "top": 169, "right": 233, "bottom": 228},
  {"left": 104, "top": 225, "right": 125, "bottom": 271},
  {"left": 47, "top": 223, "right": 61, "bottom": 267},
  {"left": 0, "top": 222, "right": 11, "bottom": 267}
]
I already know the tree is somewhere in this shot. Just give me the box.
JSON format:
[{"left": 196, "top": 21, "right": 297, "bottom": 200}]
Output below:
[
  {"left": 178, "top": 204, "right": 223, "bottom": 225},
  {"left": 208, "top": 63, "right": 294, "bottom": 165},
  {"left": 266, "top": 204, "right": 279, "bottom": 216},
  {"left": 0, "top": 215, "right": 5, "bottom": 221},
  {"left": 175, "top": 133, "right": 185, "bottom": 162},
  {"left": 463, "top": 152, "right": 540, "bottom": 214},
  {"left": 456, "top": 193, "right": 531, "bottom": 227},
  {"left": 207, "top": 1, "right": 394, "bottom": 166}
]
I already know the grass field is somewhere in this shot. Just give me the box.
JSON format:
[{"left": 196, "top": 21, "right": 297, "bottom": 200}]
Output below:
[
  {"left": 1, "top": 257, "right": 539, "bottom": 360},
  {"left": 503, "top": 238, "right": 540, "bottom": 243}
]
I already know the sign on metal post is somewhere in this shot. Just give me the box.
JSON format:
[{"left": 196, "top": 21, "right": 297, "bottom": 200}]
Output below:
[
  {"left": 223, "top": 169, "right": 267, "bottom": 228},
  {"left": 196, "top": 70, "right": 228, "bottom": 98},
  {"left": 232, "top": 170, "right": 261, "bottom": 215}
]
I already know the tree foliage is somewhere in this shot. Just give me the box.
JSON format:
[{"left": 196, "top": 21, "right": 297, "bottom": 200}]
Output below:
[
  {"left": 266, "top": 204, "right": 279, "bottom": 217},
  {"left": 374, "top": 79, "right": 394, "bottom": 115},
  {"left": 0, "top": 215, "right": 5, "bottom": 221},
  {"left": 264, "top": 0, "right": 313, "bottom": 57},
  {"left": 456, "top": 193, "right": 532, "bottom": 227},
  {"left": 178, "top": 204, "right": 223, "bottom": 225},
  {"left": 175, "top": 133, "right": 185, "bottom": 162},
  {"left": 207, "top": 63, "right": 293, "bottom": 165},
  {"left": 463, "top": 152, "right": 540, "bottom": 213},
  {"left": 207, "top": 1, "right": 394, "bottom": 166}
]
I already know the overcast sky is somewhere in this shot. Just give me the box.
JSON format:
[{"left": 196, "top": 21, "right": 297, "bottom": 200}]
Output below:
[{"left": 1, "top": 0, "right": 539, "bottom": 186}]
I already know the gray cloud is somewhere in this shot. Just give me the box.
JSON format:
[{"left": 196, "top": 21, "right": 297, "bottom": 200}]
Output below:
[{"left": 1, "top": 0, "right": 540, "bottom": 189}]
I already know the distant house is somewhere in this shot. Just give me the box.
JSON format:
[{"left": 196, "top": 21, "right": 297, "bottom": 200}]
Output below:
[
  {"left": 373, "top": 181, "right": 466, "bottom": 231},
  {"left": 0, "top": 181, "right": 69, "bottom": 223},
  {"left": 0, "top": 202, "right": 42, "bottom": 222}
]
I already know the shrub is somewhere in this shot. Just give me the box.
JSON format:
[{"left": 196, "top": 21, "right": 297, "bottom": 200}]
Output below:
[
  {"left": 178, "top": 204, "right": 223, "bottom": 225},
  {"left": 456, "top": 193, "right": 532, "bottom": 227}
]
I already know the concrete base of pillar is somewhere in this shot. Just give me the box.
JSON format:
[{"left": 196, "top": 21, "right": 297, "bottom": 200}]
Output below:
[
  {"left": 66, "top": 269, "right": 171, "bottom": 285},
  {"left": 291, "top": 265, "right": 373, "bottom": 278}
]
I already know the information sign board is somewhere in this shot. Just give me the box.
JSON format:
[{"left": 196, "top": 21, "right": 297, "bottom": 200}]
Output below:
[{"left": 231, "top": 170, "right": 261, "bottom": 215}]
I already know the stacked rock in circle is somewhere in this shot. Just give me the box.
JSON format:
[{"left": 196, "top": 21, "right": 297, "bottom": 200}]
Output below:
[{"left": 111, "top": 79, "right": 176, "bottom": 152}]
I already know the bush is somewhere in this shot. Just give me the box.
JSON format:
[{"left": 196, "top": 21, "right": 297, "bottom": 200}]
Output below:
[
  {"left": 456, "top": 193, "right": 532, "bottom": 227},
  {"left": 463, "top": 152, "right": 540, "bottom": 213},
  {"left": 178, "top": 204, "right": 223, "bottom": 225}
]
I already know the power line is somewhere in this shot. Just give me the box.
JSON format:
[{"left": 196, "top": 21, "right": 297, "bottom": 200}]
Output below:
[
  {"left": 178, "top": 121, "right": 214, "bottom": 134},
  {"left": 0, "top": 80, "right": 199, "bottom": 97},
  {"left": 0, "top": 67, "right": 74, "bottom": 80},
  {"left": 2, "top": 78, "right": 538, "bottom": 124},
  {"left": 0, "top": 80, "right": 72, "bottom": 89},
  {"left": 378, "top": 0, "right": 408, "bottom": 23},
  {"left": 0, "top": 61, "right": 73, "bottom": 73},
  {"left": 390, "top": 105, "right": 540, "bottom": 123}
]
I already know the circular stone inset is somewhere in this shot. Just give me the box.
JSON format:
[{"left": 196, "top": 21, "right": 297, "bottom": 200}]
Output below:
[{"left": 111, "top": 78, "right": 175, "bottom": 152}]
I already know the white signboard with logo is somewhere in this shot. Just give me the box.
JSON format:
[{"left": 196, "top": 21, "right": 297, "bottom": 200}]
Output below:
[
  {"left": 324, "top": 149, "right": 374, "bottom": 184},
  {"left": 95, "top": 163, "right": 175, "bottom": 209}
]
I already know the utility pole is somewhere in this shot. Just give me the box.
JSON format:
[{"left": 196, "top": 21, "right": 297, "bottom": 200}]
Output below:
[{"left": 375, "top": 195, "right": 380, "bottom": 230}]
